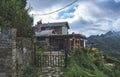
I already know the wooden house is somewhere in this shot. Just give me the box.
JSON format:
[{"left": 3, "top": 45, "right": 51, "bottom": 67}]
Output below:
[{"left": 35, "top": 21, "right": 86, "bottom": 51}]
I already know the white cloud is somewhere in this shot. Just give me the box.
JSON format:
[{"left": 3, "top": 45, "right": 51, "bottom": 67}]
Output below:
[
  {"left": 112, "top": 18, "right": 120, "bottom": 31},
  {"left": 114, "top": 0, "right": 120, "bottom": 3},
  {"left": 27, "top": 0, "right": 120, "bottom": 36}
]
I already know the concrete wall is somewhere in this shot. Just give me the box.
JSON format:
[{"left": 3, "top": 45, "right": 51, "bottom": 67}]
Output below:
[
  {"left": 0, "top": 27, "right": 34, "bottom": 77},
  {"left": 62, "top": 26, "right": 68, "bottom": 34}
]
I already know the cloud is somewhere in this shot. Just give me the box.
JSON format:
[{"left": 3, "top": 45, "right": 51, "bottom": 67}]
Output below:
[
  {"left": 114, "top": 0, "right": 120, "bottom": 3},
  {"left": 57, "top": 6, "right": 76, "bottom": 19},
  {"left": 27, "top": 0, "right": 74, "bottom": 13},
  {"left": 95, "top": 0, "right": 120, "bottom": 16},
  {"left": 112, "top": 18, "right": 120, "bottom": 31},
  {"left": 69, "top": 0, "right": 120, "bottom": 36},
  {"left": 27, "top": 0, "right": 120, "bottom": 36}
]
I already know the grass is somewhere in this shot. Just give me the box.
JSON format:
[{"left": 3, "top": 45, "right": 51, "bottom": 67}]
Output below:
[
  {"left": 62, "top": 48, "right": 120, "bottom": 77},
  {"left": 20, "top": 65, "right": 40, "bottom": 77}
]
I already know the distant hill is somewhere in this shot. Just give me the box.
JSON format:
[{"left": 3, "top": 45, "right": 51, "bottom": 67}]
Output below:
[{"left": 87, "top": 31, "right": 120, "bottom": 57}]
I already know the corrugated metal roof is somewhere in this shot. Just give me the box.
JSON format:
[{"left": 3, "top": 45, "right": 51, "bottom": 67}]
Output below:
[
  {"left": 41, "top": 22, "right": 70, "bottom": 29},
  {"left": 35, "top": 29, "right": 55, "bottom": 36}
]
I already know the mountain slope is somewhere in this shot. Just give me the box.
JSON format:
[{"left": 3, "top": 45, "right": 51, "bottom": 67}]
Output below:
[
  {"left": 87, "top": 31, "right": 120, "bottom": 57},
  {"left": 62, "top": 48, "right": 120, "bottom": 77}
]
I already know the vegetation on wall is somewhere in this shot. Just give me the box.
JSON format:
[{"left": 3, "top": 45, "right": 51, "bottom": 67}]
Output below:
[
  {"left": 0, "top": 0, "right": 33, "bottom": 37},
  {"left": 62, "top": 48, "right": 120, "bottom": 77}
]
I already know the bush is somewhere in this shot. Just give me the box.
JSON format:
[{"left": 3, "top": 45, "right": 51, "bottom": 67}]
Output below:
[
  {"left": 62, "top": 48, "right": 120, "bottom": 77},
  {"left": 21, "top": 65, "right": 39, "bottom": 77}
]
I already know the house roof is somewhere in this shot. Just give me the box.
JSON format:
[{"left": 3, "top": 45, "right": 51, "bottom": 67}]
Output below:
[
  {"left": 35, "top": 29, "right": 55, "bottom": 36},
  {"left": 49, "top": 34, "right": 86, "bottom": 39},
  {"left": 41, "top": 22, "right": 70, "bottom": 29},
  {"left": 36, "top": 33, "right": 86, "bottom": 39}
]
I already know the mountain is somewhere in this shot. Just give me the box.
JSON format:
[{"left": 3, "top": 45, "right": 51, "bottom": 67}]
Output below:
[{"left": 87, "top": 31, "right": 120, "bottom": 57}]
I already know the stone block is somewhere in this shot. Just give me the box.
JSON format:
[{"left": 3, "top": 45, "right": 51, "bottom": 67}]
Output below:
[
  {"left": 0, "top": 73, "right": 6, "bottom": 77},
  {"left": 0, "top": 27, "right": 33, "bottom": 77}
]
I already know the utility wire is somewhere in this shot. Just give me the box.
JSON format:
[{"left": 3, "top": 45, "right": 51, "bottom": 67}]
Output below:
[{"left": 32, "top": 0, "right": 78, "bottom": 16}]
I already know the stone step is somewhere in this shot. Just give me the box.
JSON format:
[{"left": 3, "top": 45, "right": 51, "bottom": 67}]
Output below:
[{"left": 39, "top": 67, "right": 63, "bottom": 77}]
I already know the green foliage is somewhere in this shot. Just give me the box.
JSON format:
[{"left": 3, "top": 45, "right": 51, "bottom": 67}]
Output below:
[
  {"left": 36, "top": 46, "right": 45, "bottom": 54},
  {"left": 20, "top": 65, "right": 39, "bottom": 77},
  {"left": 62, "top": 48, "right": 120, "bottom": 77},
  {"left": 0, "top": 0, "right": 33, "bottom": 37}
]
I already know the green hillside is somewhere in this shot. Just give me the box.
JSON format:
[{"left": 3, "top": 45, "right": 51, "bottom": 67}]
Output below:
[
  {"left": 62, "top": 48, "right": 120, "bottom": 77},
  {"left": 87, "top": 31, "right": 120, "bottom": 57}
]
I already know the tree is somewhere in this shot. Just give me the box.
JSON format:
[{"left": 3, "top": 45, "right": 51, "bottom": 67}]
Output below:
[{"left": 0, "top": 0, "right": 33, "bottom": 37}]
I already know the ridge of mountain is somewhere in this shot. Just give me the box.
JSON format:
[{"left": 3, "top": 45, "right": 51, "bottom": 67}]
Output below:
[{"left": 87, "top": 31, "right": 120, "bottom": 57}]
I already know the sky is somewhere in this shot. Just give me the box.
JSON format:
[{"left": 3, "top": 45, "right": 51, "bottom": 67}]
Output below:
[{"left": 27, "top": 0, "right": 120, "bottom": 36}]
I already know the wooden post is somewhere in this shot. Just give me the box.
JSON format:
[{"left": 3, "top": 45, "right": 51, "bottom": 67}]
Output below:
[
  {"left": 34, "top": 42, "right": 37, "bottom": 66},
  {"left": 33, "top": 38, "right": 37, "bottom": 66},
  {"left": 65, "top": 31, "right": 69, "bottom": 68}
]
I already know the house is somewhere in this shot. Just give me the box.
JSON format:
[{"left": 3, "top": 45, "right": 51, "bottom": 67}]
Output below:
[
  {"left": 35, "top": 20, "right": 86, "bottom": 51},
  {"left": 48, "top": 33, "right": 86, "bottom": 51},
  {"left": 35, "top": 20, "right": 69, "bottom": 34}
]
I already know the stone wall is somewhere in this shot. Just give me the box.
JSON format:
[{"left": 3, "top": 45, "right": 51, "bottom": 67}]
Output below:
[
  {"left": 0, "top": 27, "right": 16, "bottom": 77},
  {"left": 15, "top": 37, "right": 33, "bottom": 77},
  {"left": 0, "top": 27, "right": 34, "bottom": 77}
]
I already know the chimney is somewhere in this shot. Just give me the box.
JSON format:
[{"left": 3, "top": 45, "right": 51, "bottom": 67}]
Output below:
[{"left": 35, "top": 20, "right": 42, "bottom": 32}]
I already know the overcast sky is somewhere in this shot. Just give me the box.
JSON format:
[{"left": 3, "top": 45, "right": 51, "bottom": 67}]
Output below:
[{"left": 27, "top": 0, "right": 120, "bottom": 36}]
